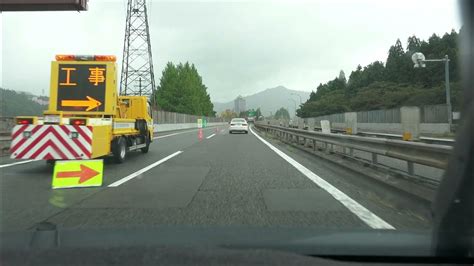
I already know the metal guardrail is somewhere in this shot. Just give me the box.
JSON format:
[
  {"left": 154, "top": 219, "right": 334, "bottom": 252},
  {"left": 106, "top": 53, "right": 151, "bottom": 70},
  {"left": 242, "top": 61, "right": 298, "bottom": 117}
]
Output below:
[
  {"left": 356, "top": 131, "right": 455, "bottom": 145},
  {"left": 285, "top": 124, "right": 454, "bottom": 146},
  {"left": 255, "top": 122, "right": 452, "bottom": 185}
]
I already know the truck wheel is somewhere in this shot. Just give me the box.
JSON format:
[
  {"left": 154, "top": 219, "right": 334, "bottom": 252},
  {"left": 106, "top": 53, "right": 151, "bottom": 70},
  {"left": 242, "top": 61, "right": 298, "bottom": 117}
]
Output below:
[
  {"left": 112, "top": 137, "right": 127, "bottom": 164},
  {"left": 141, "top": 134, "right": 150, "bottom": 153}
]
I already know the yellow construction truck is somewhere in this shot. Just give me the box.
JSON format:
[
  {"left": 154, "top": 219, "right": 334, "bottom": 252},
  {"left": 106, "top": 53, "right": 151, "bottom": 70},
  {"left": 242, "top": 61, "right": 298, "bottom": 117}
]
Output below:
[{"left": 10, "top": 55, "right": 153, "bottom": 163}]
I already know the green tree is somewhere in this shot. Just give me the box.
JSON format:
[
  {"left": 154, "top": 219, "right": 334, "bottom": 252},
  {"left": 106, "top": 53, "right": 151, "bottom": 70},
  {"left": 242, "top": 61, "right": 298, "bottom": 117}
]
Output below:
[
  {"left": 297, "top": 29, "right": 462, "bottom": 118},
  {"left": 255, "top": 108, "right": 262, "bottom": 119},
  {"left": 406, "top": 35, "right": 422, "bottom": 53},
  {"left": 338, "top": 70, "right": 347, "bottom": 84},
  {"left": 220, "top": 109, "right": 237, "bottom": 121},
  {"left": 274, "top": 107, "right": 290, "bottom": 120},
  {"left": 154, "top": 62, "right": 215, "bottom": 116},
  {"left": 385, "top": 39, "right": 413, "bottom": 83}
]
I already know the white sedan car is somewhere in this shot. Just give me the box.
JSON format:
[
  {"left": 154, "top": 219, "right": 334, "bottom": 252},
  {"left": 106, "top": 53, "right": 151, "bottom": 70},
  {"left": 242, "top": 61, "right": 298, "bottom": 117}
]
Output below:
[{"left": 229, "top": 118, "right": 249, "bottom": 134}]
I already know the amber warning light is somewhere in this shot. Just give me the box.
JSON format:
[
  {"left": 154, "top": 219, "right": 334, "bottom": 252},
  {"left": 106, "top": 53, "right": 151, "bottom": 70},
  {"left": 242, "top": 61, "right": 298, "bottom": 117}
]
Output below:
[{"left": 55, "top": 55, "right": 116, "bottom": 62}]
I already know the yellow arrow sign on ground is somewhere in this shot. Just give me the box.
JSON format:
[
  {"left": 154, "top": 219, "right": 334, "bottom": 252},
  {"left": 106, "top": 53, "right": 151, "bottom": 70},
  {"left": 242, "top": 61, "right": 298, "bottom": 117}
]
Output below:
[
  {"left": 52, "top": 159, "right": 103, "bottom": 189},
  {"left": 61, "top": 96, "right": 102, "bottom": 111}
]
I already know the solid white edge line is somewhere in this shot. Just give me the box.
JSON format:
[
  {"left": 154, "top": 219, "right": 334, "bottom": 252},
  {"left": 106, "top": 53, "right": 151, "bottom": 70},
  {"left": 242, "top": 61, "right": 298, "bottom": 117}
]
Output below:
[
  {"left": 0, "top": 159, "right": 39, "bottom": 169},
  {"left": 249, "top": 126, "right": 395, "bottom": 230},
  {"left": 206, "top": 133, "right": 216, "bottom": 139},
  {"left": 108, "top": 151, "right": 183, "bottom": 187}
]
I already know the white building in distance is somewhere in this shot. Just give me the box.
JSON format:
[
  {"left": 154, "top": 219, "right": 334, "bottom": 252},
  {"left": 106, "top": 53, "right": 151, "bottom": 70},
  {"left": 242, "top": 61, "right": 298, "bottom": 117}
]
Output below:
[{"left": 234, "top": 95, "right": 246, "bottom": 114}]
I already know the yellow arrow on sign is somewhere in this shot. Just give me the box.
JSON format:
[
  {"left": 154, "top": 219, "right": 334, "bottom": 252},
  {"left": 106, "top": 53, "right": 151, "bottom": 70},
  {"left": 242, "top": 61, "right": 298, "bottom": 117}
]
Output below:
[{"left": 61, "top": 96, "right": 102, "bottom": 111}]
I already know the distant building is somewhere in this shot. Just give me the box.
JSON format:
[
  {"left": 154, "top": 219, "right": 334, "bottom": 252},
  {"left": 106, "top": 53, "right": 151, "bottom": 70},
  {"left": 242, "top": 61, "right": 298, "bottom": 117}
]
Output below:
[
  {"left": 31, "top": 96, "right": 49, "bottom": 106},
  {"left": 234, "top": 95, "right": 246, "bottom": 114}
]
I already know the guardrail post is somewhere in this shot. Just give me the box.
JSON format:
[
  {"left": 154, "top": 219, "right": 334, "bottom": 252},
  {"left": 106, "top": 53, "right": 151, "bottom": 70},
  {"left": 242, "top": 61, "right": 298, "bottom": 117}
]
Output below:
[
  {"left": 407, "top": 161, "right": 414, "bottom": 176},
  {"left": 312, "top": 139, "right": 316, "bottom": 151},
  {"left": 401, "top": 106, "right": 420, "bottom": 141},
  {"left": 372, "top": 153, "right": 378, "bottom": 164},
  {"left": 316, "top": 141, "right": 322, "bottom": 151}
]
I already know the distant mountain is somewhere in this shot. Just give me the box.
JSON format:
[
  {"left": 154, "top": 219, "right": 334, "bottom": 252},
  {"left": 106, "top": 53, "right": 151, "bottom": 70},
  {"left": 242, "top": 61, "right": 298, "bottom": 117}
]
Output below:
[
  {"left": 213, "top": 86, "right": 310, "bottom": 117},
  {"left": 0, "top": 88, "right": 47, "bottom": 117}
]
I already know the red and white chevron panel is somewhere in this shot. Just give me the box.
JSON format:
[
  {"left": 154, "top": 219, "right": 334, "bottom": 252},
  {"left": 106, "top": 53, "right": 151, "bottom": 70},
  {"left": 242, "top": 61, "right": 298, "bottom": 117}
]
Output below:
[{"left": 10, "top": 125, "right": 93, "bottom": 160}]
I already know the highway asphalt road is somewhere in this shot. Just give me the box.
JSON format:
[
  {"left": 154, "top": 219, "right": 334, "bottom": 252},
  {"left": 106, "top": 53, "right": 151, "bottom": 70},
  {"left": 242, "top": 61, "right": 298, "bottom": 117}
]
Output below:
[{"left": 0, "top": 125, "right": 432, "bottom": 233}]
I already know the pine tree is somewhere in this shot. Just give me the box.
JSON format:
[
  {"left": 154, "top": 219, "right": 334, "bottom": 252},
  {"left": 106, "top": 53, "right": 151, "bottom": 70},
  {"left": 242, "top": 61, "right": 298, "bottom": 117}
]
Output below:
[{"left": 338, "top": 70, "right": 347, "bottom": 84}]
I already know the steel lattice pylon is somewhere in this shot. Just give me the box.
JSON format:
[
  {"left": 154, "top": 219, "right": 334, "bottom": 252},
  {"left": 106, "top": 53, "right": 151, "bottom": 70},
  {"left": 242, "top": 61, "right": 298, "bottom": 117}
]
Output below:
[{"left": 120, "top": 0, "right": 156, "bottom": 102}]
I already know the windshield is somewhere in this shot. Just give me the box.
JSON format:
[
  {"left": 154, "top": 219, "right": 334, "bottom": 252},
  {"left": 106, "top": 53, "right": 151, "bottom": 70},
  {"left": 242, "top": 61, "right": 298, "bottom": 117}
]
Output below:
[{"left": 0, "top": 0, "right": 470, "bottom": 259}]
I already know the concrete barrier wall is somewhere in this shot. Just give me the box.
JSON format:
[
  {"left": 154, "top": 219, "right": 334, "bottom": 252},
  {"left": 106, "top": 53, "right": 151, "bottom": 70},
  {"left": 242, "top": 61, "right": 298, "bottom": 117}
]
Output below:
[
  {"left": 307, "top": 105, "right": 452, "bottom": 135},
  {"left": 330, "top": 122, "right": 346, "bottom": 130},
  {"left": 0, "top": 117, "right": 15, "bottom": 133},
  {"left": 311, "top": 121, "right": 451, "bottom": 135},
  {"left": 153, "top": 110, "right": 224, "bottom": 124},
  {"left": 344, "top": 123, "right": 449, "bottom": 135},
  {"left": 357, "top": 123, "right": 403, "bottom": 134},
  {"left": 420, "top": 123, "right": 450, "bottom": 134}
]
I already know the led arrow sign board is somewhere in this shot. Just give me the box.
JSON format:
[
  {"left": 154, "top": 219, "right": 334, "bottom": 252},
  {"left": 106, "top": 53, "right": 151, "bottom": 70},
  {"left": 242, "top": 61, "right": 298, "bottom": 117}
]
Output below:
[{"left": 49, "top": 61, "right": 117, "bottom": 115}]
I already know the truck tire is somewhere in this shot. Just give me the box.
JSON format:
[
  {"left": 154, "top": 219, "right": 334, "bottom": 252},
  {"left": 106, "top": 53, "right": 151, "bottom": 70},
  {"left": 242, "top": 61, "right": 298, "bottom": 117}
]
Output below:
[
  {"left": 141, "top": 134, "right": 150, "bottom": 153},
  {"left": 112, "top": 137, "right": 127, "bottom": 164}
]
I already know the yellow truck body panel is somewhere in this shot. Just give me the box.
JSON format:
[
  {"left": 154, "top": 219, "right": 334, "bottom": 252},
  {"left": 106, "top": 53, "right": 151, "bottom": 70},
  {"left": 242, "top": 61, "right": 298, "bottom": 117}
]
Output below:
[{"left": 91, "top": 125, "right": 113, "bottom": 158}]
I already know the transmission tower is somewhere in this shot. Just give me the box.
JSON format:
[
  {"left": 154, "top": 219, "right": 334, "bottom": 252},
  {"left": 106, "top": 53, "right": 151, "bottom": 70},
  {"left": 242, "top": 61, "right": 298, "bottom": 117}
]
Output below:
[{"left": 120, "top": 0, "right": 156, "bottom": 102}]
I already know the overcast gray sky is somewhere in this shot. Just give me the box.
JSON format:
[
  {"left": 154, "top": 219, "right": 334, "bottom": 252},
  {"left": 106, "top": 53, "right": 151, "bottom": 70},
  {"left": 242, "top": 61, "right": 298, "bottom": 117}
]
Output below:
[{"left": 1, "top": 0, "right": 462, "bottom": 102}]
